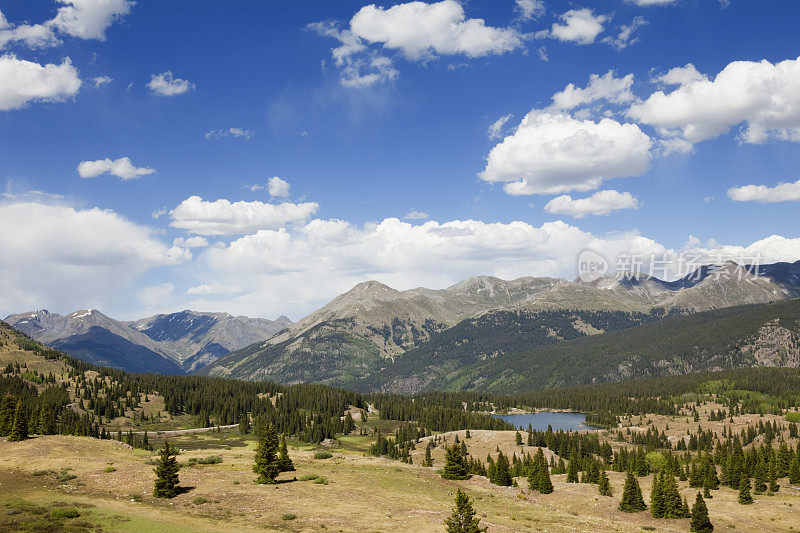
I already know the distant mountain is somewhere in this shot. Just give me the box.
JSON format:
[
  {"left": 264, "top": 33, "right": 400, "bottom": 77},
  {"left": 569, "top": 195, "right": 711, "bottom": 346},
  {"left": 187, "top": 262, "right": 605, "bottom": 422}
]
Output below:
[
  {"left": 4, "top": 309, "right": 291, "bottom": 373},
  {"left": 200, "top": 260, "right": 800, "bottom": 386},
  {"left": 434, "top": 297, "right": 800, "bottom": 394}
]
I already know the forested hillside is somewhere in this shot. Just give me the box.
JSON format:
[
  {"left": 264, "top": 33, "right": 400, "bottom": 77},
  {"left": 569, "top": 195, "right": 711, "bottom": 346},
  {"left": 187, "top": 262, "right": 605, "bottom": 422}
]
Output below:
[{"left": 439, "top": 298, "right": 800, "bottom": 393}]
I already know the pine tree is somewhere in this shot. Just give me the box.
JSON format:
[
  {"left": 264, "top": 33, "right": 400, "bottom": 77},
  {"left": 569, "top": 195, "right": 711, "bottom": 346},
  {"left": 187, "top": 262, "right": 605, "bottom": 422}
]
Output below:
[
  {"left": 789, "top": 454, "right": 800, "bottom": 485},
  {"left": 753, "top": 460, "right": 767, "bottom": 494},
  {"left": 619, "top": 471, "right": 647, "bottom": 512},
  {"left": 493, "top": 452, "right": 512, "bottom": 486},
  {"left": 738, "top": 475, "right": 753, "bottom": 505},
  {"left": 442, "top": 445, "right": 470, "bottom": 480},
  {"left": 153, "top": 441, "right": 180, "bottom": 498},
  {"left": 8, "top": 400, "right": 28, "bottom": 442},
  {"left": 253, "top": 423, "right": 280, "bottom": 484},
  {"left": 566, "top": 451, "right": 580, "bottom": 483},
  {"left": 651, "top": 471, "right": 666, "bottom": 518},
  {"left": 424, "top": 442, "right": 434, "bottom": 467},
  {"left": 238, "top": 414, "right": 250, "bottom": 435},
  {"left": 0, "top": 394, "right": 16, "bottom": 436},
  {"left": 445, "top": 489, "right": 486, "bottom": 533},
  {"left": 690, "top": 492, "right": 713, "bottom": 533},
  {"left": 768, "top": 458, "right": 779, "bottom": 493},
  {"left": 598, "top": 467, "right": 613, "bottom": 496},
  {"left": 536, "top": 452, "right": 554, "bottom": 494},
  {"left": 515, "top": 431, "right": 522, "bottom": 446},
  {"left": 277, "top": 435, "right": 295, "bottom": 472}
]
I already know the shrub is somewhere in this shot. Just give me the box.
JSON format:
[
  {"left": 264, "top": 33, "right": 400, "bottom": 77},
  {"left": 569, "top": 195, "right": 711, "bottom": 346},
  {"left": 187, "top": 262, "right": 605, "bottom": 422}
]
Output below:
[
  {"left": 313, "top": 477, "right": 328, "bottom": 485},
  {"left": 282, "top": 513, "right": 297, "bottom": 521},
  {"left": 197, "top": 455, "right": 223, "bottom": 465},
  {"left": 50, "top": 508, "right": 80, "bottom": 519},
  {"left": 313, "top": 451, "right": 333, "bottom": 460},
  {"left": 193, "top": 497, "right": 209, "bottom": 505},
  {"left": 104, "top": 467, "right": 116, "bottom": 473},
  {"left": 298, "top": 474, "right": 319, "bottom": 481}
]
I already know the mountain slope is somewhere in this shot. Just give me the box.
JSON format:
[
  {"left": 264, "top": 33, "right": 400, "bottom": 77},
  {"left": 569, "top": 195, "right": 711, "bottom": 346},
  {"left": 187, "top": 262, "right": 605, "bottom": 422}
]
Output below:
[
  {"left": 4, "top": 309, "right": 290, "bottom": 373},
  {"left": 201, "top": 261, "right": 800, "bottom": 386},
  {"left": 440, "top": 297, "right": 800, "bottom": 394}
]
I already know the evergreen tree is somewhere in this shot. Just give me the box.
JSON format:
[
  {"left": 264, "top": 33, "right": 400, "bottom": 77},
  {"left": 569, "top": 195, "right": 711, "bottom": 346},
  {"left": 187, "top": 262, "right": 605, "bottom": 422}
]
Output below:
[
  {"left": 768, "top": 458, "right": 779, "bottom": 493},
  {"left": 738, "top": 475, "right": 753, "bottom": 505},
  {"left": 493, "top": 452, "right": 512, "bottom": 486},
  {"left": 535, "top": 451, "right": 553, "bottom": 494},
  {"left": 0, "top": 394, "right": 15, "bottom": 436},
  {"left": 566, "top": 451, "right": 580, "bottom": 483},
  {"left": 424, "top": 442, "right": 433, "bottom": 467},
  {"left": 619, "top": 471, "right": 647, "bottom": 512},
  {"left": 445, "top": 489, "right": 486, "bottom": 533},
  {"left": 238, "top": 414, "right": 250, "bottom": 435},
  {"left": 442, "top": 445, "right": 470, "bottom": 480},
  {"left": 598, "top": 467, "right": 613, "bottom": 496},
  {"left": 789, "top": 454, "right": 800, "bottom": 485},
  {"left": 515, "top": 431, "right": 522, "bottom": 446},
  {"left": 465, "top": 429, "right": 471, "bottom": 439},
  {"left": 8, "top": 400, "right": 28, "bottom": 441},
  {"left": 690, "top": 492, "right": 713, "bottom": 533},
  {"left": 253, "top": 424, "right": 280, "bottom": 484},
  {"left": 153, "top": 441, "right": 180, "bottom": 498},
  {"left": 753, "top": 460, "right": 767, "bottom": 494},
  {"left": 277, "top": 435, "right": 295, "bottom": 472}
]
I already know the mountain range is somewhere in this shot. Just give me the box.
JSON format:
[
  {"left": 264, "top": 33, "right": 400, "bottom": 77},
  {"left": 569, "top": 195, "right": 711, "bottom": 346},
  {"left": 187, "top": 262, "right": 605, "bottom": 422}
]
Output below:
[
  {"left": 7, "top": 260, "right": 800, "bottom": 388},
  {"left": 3, "top": 309, "right": 291, "bottom": 374},
  {"left": 199, "top": 260, "right": 800, "bottom": 387}
]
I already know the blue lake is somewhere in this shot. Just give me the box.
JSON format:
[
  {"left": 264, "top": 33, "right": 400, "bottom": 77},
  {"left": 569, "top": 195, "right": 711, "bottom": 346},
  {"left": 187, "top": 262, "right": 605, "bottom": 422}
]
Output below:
[{"left": 493, "top": 411, "right": 601, "bottom": 432}]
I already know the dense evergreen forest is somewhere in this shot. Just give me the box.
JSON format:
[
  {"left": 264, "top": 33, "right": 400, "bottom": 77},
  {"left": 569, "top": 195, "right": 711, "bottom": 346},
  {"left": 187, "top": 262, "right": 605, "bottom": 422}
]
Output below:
[{"left": 355, "top": 308, "right": 673, "bottom": 393}]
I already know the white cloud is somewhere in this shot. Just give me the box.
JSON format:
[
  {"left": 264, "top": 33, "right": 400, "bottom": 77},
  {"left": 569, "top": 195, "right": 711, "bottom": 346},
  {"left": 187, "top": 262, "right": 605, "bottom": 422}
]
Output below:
[
  {"left": 77, "top": 156, "right": 155, "bottom": 180},
  {"left": 147, "top": 71, "right": 194, "bottom": 96},
  {"left": 544, "top": 190, "right": 639, "bottom": 217},
  {"left": 169, "top": 196, "right": 319, "bottom": 236},
  {"left": 488, "top": 113, "right": 513, "bottom": 139},
  {"left": 48, "top": 0, "right": 134, "bottom": 40},
  {"left": 0, "top": 10, "right": 60, "bottom": 49},
  {"left": 515, "top": 0, "right": 545, "bottom": 21},
  {"left": 137, "top": 283, "right": 174, "bottom": 308},
  {"left": 0, "top": 201, "right": 188, "bottom": 316},
  {"left": 404, "top": 210, "right": 429, "bottom": 220},
  {"left": 628, "top": 56, "right": 800, "bottom": 146},
  {"left": 205, "top": 127, "right": 254, "bottom": 140},
  {"left": 311, "top": 0, "right": 524, "bottom": 86},
  {"left": 173, "top": 236, "right": 209, "bottom": 248},
  {"left": 0, "top": 54, "right": 81, "bottom": 111},
  {"left": 480, "top": 111, "right": 652, "bottom": 195},
  {"left": 91, "top": 75, "right": 112, "bottom": 87},
  {"left": 550, "top": 70, "right": 635, "bottom": 111},
  {"left": 267, "top": 176, "right": 291, "bottom": 197},
  {"left": 728, "top": 178, "right": 800, "bottom": 203},
  {"left": 626, "top": 0, "right": 678, "bottom": 5},
  {"left": 602, "top": 16, "right": 648, "bottom": 50},
  {"left": 186, "top": 283, "right": 243, "bottom": 296},
  {"left": 547, "top": 8, "right": 607, "bottom": 45}
]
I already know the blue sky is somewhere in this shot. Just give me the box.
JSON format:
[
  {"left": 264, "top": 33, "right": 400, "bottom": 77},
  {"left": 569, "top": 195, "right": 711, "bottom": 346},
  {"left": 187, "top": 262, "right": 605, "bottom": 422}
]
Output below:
[{"left": 1, "top": 0, "right": 800, "bottom": 320}]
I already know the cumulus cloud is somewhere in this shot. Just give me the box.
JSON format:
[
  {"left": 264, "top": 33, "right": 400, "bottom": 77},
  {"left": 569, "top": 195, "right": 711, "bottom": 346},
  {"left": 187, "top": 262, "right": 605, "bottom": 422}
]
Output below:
[
  {"left": 404, "top": 210, "right": 429, "bottom": 220},
  {"left": 480, "top": 111, "right": 652, "bottom": 195},
  {"left": 204, "top": 127, "right": 254, "bottom": 140},
  {"left": 267, "top": 177, "right": 291, "bottom": 197},
  {"left": 728, "top": 178, "right": 800, "bottom": 203},
  {"left": 550, "top": 70, "right": 635, "bottom": 111},
  {"left": 186, "top": 283, "right": 243, "bottom": 296},
  {"left": 169, "top": 196, "right": 319, "bottom": 236},
  {"left": 147, "top": 71, "right": 194, "bottom": 96},
  {"left": 77, "top": 156, "right": 155, "bottom": 180},
  {"left": 544, "top": 190, "right": 639, "bottom": 217},
  {"left": 0, "top": 201, "right": 188, "bottom": 316},
  {"left": 48, "top": 0, "right": 133, "bottom": 40},
  {"left": 173, "top": 236, "right": 209, "bottom": 248},
  {"left": 311, "top": 0, "right": 524, "bottom": 86},
  {"left": 515, "top": 0, "right": 545, "bottom": 21},
  {"left": 185, "top": 215, "right": 800, "bottom": 318},
  {"left": 545, "top": 8, "right": 607, "bottom": 45},
  {"left": 0, "top": 11, "right": 60, "bottom": 49},
  {"left": 488, "top": 113, "right": 513, "bottom": 139},
  {"left": 602, "top": 16, "right": 648, "bottom": 50},
  {"left": 0, "top": 54, "right": 81, "bottom": 111},
  {"left": 137, "top": 282, "right": 174, "bottom": 308},
  {"left": 628, "top": 56, "right": 800, "bottom": 147}
]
